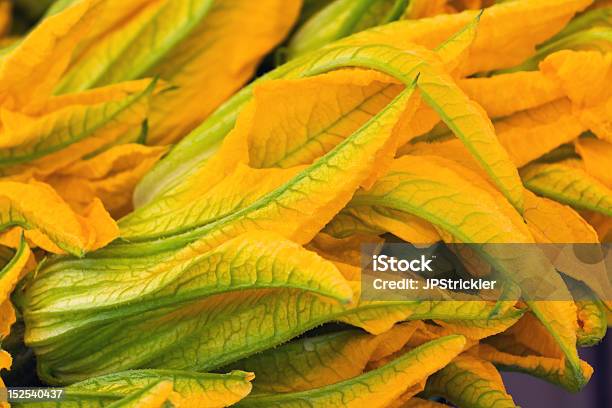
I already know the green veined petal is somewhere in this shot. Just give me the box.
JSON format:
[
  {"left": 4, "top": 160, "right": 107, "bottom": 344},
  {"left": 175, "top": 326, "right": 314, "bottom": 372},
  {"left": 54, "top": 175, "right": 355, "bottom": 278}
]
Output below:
[
  {"left": 521, "top": 160, "right": 612, "bottom": 216},
  {"left": 234, "top": 336, "right": 466, "bottom": 408}
]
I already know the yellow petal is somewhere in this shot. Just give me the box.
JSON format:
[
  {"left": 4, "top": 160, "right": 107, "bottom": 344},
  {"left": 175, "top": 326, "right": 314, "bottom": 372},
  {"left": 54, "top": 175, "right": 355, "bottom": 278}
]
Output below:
[
  {"left": 521, "top": 159, "right": 612, "bottom": 216},
  {"left": 369, "top": 323, "right": 426, "bottom": 362},
  {"left": 0, "top": 80, "right": 154, "bottom": 178},
  {"left": 343, "top": 0, "right": 591, "bottom": 74},
  {"left": 131, "top": 20, "right": 487, "bottom": 205},
  {"left": 0, "top": 0, "right": 101, "bottom": 109},
  {"left": 575, "top": 297, "right": 608, "bottom": 346},
  {"left": 458, "top": 71, "right": 564, "bottom": 118},
  {"left": 322, "top": 211, "right": 386, "bottom": 238},
  {"left": 368, "top": 323, "right": 480, "bottom": 370},
  {"left": 433, "top": 11, "right": 480, "bottom": 76},
  {"left": 515, "top": 192, "right": 605, "bottom": 389},
  {"left": 2, "top": 205, "right": 116, "bottom": 254},
  {"left": 141, "top": 68, "right": 404, "bottom": 217},
  {"left": 434, "top": 309, "right": 523, "bottom": 342},
  {"left": 48, "top": 144, "right": 168, "bottom": 217},
  {"left": 540, "top": 50, "right": 612, "bottom": 107},
  {"left": 344, "top": 206, "right": 441, "bottom": 244},
  {"left": 119, "top": 164, "right": 303, "bottom": 240},
  {"left": 54, "top": 0, "right": 167, "bottom": 93},
  {"left": 492, "top": 312, "right": 566, "bottom": 359},
  {"left": 243, "top": 69, "right": 401, "bottom": 170},
  {"left": 212, "top": 69, "right": 400, "bottom": 188},
  {"left": 496, "top": 98, "right": 586, "bottom": 167},
  {"left": 119, "top": 82, "right": 419, "bottom": 246},
  {"left": 235, "top": 336, "right": 466, "bottom": 408},
  {"left": 465, "top": 0, "right": 591, "bottom": 74},
  {"left": 415, "top": 51, "right": 610, "bottom": 156},
  {"left": 148, "top": 0, "right": 302, "bottom": 144},
  {"left": 358, "top": 154, "right": 529, "bottom": 241},
  {"left": 400, "top": 98, "right": 517, "bottom": 214},
  {"left": 201, "top": 87, "right": 417, "bottom": 248},
  {"left": 479, "top": 306, "right": 591, "bottom": 391},
  {"left": 0, "top": 80, "right": 152, "bottom": 151},
  {"left": 417, "top": 64, "right": 525, "bottom": 211},
  {"left": 524, "top": 190, "right": 599, "bottom": 244},
  {"left": 538, "top": 50, "right": 612, "bottom": 143},
  {"left": 387, "top": 382, "right": 428, "bottom": 408},
  {"left": 24, "top": 228, "right": 66, "bottom": 254},
  {"left": 523, "top": 191, "right": 612, "bottom": 306},
  {"left": 81, "top": 198, "right": 120, "bottom": 250},
  {"left": 58, "top": 143, "right": 167, "bottom": 179},
  {"left": 472, "top": 343, "right": 593, "bottom": 392},
  {"left": 61, "top": 0, "right": 301, "bottom": 144},
  {"left": 230, "top": 323, "right": 421, "bottom": 393},
  {"left": 0, "top": 299, "right": 15, "bottom": 339},
  {"left": 535, "top": 301, "right": 591, "bottom": 387},
  {"left": 26, "top": 79, "right": 155, "bottom": 116},
  {"left": 578, "top": 97, "right": 612, "bottom": 142},
  {"left": 424, "top": 355, "right": 516, "bottom": 408},
  {"left": 66, "top": 370, "right": 255, "bottom": 408},
  {"left": 366, "top": 149, "right": 524, "bottom": 241},
  {"left": 56, "top": 0, "right": 300, "bottom": 145},
  {"left": 106, "top": 380, "right": 175, "bottom": 408},
  {"left": 0, "top": 181, "right": 118, "bottom": 255},
  {"left": 575, "top": 137, "right": 612, "bottom": 188},
  {"left": 307, "top": 232, "right": 384, "bottom": 268}
]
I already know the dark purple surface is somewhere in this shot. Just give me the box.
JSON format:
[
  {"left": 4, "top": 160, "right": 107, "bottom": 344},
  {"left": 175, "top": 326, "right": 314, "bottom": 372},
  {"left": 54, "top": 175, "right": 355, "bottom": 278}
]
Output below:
[{"left": 501, "top": 334, "right": 611, "bottom": 407}]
